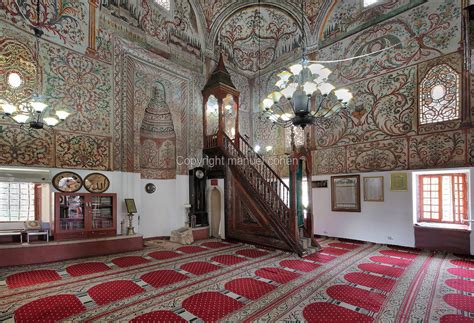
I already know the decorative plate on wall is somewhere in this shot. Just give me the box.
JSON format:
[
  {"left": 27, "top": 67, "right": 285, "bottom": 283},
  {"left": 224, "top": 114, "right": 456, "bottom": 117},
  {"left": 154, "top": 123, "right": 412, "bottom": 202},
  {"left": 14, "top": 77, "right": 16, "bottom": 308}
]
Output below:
[
  {"left": 52, "top": 172, "right": 83, "bottom": 193},
  {"left": 84, "top": 173, "right": 110, "bottom": 193},
  {"left": 145, "top": 183, "right": 156, "bottom": 194}
]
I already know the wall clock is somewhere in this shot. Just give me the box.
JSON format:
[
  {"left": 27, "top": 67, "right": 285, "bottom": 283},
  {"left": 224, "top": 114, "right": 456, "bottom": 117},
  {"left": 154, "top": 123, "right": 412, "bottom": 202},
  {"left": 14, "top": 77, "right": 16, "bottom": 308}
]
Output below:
[
  {"left": 52, "top": 172, "right": 83, "bottom": 193},
  {"left": 145, "top": 183, "right": 156, "bottom": 194},
  {"left": 84, "top": 173, "right": 110, "bottom": 193},
  {"left": 195, "top": 169, "right": 205, "bottom": 179}
]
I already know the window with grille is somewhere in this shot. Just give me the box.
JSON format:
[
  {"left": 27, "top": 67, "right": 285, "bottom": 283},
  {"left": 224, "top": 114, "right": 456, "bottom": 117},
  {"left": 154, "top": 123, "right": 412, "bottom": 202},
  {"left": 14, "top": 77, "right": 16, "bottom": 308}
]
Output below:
[
  {"left": 419, "top": 64, "right": 460, "bottom": 124},
  {"left": 363, "top": 0, "right": 379, "bottom": 7},
  {"left": 154, "top": 0, "right": 170, "bottom": 11},
  {"left": 0, "top": 182, "right": 37, "bottom": 222},
  {"left": 418, "top": 174, "right": 468, "bottom": 224}
]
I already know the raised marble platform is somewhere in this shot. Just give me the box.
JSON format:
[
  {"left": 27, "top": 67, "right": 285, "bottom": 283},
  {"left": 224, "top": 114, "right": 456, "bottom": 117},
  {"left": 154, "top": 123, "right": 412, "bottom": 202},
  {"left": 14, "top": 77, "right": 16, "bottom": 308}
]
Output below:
[{"left": 0, "top": 234, "right": 144, "bottom": 267}]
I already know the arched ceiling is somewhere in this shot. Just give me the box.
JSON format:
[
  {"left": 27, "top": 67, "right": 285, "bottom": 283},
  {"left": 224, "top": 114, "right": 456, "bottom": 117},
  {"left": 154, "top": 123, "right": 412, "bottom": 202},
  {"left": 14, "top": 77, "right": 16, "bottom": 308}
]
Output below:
[
  {"left": 198, "top": 0, "right": 328, "bottom": 76},
  {"left": 218, "top": 6, "right": 301, "bottom": 73}
]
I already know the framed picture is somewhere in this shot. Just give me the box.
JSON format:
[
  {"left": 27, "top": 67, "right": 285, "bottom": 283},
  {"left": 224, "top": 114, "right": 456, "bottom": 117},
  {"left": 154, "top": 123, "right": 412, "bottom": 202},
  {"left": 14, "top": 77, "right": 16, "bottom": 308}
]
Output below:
[
  {"left": 52, "top": 172, "right": 83, "bottom": 193},
  {"left": 331, "top": 175, "right": 361, "bottom": 212},
  {"left": 363, "top": 176, "right": 384, "bottom": 202},
  {"left": 84, "top": 173, "right": 110, "bottom": 193},
  {"left": 312, "top": 180, "right": 328, "bottom": 188},
  {"left": 390, "top": 173, "right": 408, "bottom": 191},
  {"left": 124, "top": 199, "right": 137, "bottom": 214}
]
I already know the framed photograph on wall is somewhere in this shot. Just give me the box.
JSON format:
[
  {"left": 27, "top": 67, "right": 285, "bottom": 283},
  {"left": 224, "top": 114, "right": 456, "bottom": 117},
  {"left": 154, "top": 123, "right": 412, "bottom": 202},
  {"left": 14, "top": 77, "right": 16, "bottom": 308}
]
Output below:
[
  {"left": 363, "top": 176, "right": 384, "bottom": 202},
  {"left": 331, "top": 175, "right": 361, "bottom": 212},
  {"left": 390, "top": 173, "right": 408, "bottom": 191},
  {"left": 124, "top": 199, "right": 137, "bottom": 214}
]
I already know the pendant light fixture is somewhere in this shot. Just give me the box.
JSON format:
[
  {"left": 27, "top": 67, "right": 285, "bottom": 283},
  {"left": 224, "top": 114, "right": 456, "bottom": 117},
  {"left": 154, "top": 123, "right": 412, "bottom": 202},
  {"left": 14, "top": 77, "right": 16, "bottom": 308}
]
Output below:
[
  {"left": 0, "top": 0, "right": 72, "bottom": 129},
  {"left": 260, "top": 0, "right": 353, "bottom": 129}
]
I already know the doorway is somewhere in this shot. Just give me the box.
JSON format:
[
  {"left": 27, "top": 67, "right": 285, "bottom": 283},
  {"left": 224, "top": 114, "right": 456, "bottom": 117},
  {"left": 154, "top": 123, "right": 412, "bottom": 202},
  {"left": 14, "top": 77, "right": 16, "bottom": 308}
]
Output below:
[{"left": 210, "top": 188, "right": 221, "bottom": 238}]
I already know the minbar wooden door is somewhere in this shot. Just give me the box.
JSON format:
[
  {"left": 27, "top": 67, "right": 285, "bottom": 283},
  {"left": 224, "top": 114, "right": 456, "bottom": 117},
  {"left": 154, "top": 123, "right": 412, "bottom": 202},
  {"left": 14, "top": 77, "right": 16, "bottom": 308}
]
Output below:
[{"left": 54, "top": 193, "right": 116, "bottom": 240}]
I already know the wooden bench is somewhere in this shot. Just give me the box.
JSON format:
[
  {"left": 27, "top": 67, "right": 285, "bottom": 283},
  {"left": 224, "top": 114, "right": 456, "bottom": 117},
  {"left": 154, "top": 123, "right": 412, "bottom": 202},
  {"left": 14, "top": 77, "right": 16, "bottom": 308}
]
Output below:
[
  {"left": 0, "top": 231, "right": 23, "bottom": 243},
  {"left": 25, "top": 230, "right": 49, "bottom": 243}
]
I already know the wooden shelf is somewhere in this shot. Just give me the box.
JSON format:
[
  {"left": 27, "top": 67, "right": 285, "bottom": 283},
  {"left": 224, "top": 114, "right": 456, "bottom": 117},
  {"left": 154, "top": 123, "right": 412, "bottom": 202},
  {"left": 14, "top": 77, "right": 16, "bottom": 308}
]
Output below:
[{"left": 54, "top": 193, "right": 117, "bottom": 240}]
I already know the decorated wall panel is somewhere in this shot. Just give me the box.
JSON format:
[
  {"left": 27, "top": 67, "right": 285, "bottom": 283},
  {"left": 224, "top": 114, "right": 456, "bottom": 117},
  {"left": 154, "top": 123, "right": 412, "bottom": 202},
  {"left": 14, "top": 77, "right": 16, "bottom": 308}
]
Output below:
[
  {"left": 318, "top": 0, "right": 461, "bottom": 85},
  {"left": 101, "top": 0, "right": 203, "bottom": 62},
  {"left": 0, "top": 128, "right": 53, "bottom": 167},
  {"left": 319, "top": 0, "right": 425, "bottom": 48},
  {"left": 409, "top": 130, "right": 467, "bottom": 169},
  {"left": 0, "top": 0, "right": 90, "bottom": 53},
  {"left": 112, "top": 38, "right": 203, "bottom": 178},
  {"left": 305, "top": 1, "right": 467, "bottom": 175},
  {"left": 346, "top": 138, "right": 408, "bottom": 173},
  {"left": 313, "top": 66, "right": 417, "bottom": 148},
  {"left": 218, "top": 6, "right": 301, "bottom": 74},
  {"left": 0, "top": 23, "right": 113, "bottom": 170},
  {"left": 42, "top": 42, "right": 112, "bottom": 136},
  {"left": 55, "top": 133, "right": 111, "bottom": 170}
]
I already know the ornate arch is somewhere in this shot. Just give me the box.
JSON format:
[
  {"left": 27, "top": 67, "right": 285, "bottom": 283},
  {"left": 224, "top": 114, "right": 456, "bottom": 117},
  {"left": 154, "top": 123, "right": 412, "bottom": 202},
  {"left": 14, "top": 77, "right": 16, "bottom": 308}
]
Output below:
[{"left": 139, "top": 81, "right": 177, "bottom": 179}]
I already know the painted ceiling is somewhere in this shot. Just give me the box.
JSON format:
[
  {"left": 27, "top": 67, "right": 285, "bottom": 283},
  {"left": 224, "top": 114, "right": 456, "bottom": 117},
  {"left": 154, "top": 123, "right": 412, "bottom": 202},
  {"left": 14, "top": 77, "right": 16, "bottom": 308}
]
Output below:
[
  {"left": 200, "top": 0, "right": 326, "bottom": 76},
  {"left": 218, "top": 6, "right": 301, "bottom": 74}
]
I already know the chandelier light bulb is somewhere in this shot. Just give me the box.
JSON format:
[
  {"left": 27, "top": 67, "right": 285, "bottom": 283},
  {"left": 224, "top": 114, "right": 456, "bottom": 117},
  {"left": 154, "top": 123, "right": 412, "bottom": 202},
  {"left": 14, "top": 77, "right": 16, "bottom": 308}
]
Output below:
[
  {"left": 307, "top": 64, "right": 325, "bottom": 75},
  {"left": 56, "top": 110, "right": 70, "bottom": 120},
  {"left": 30, "top": 101, "right": 48, "bottom": 113},
  {"left": 265, "top": 145, "right": 273, "bottom": 152},
  {"left": 254, "top": 145, "right": 261, "bottom": 153},
  {"left": 303, "top": 81, "right": 318, "bottom": 95},
  {"left": 262, "top": 98, "right": 274, "bottom": 109},
  {"left": 318, "top": 83, "right": 336, "bottom": 96},
  {"left": 289, "top": 63, "right": 303, "bottom": 75},
  {"left": 12, "top": 114, "right": 29, "bottom": 124},
  {"left": 268, "top": 91, "right": 283, "bottom": 103},
  {"left": 1, "top": 102, "right": 18, "bottom": 115},
  {"left": 334, "top": 88, "right": 353, "bottom": 104},
  {"left": 280, "top": 83, "right": 298, "bottom": 99},
  {"left": 7, "top": 72, "right": 23, "bottom": 88},
  {"left": 43, "top": 117, "right": 60, "bottom": 126}
]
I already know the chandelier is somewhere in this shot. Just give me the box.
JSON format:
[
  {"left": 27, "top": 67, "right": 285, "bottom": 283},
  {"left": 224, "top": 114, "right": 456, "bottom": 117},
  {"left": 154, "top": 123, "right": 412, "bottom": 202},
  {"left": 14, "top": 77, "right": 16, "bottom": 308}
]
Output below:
[
  {"left": 0, "top": 1, "right": 71, "bottom": 130},
  {"left": 260, "top": 1, "right": 353, "bottom": 129}
]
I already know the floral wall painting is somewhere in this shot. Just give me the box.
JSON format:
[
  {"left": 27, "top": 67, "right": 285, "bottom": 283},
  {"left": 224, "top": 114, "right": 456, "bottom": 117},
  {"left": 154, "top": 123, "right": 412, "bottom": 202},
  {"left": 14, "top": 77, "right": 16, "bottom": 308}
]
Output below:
[
  {"left": 331, "top": 175, "right": 361, "bottom": 212},
  {"left": 363, "top": 176, "right": 384, "bottom": 202},
  {"left": 319, "top": 0, "right": 426, "bottom": 48},
  {"left": 390, "top": 172, "right": 408, "bottom": 191},
  {"left": 218, "top": 6, "right": 301, "bottom": 74}
]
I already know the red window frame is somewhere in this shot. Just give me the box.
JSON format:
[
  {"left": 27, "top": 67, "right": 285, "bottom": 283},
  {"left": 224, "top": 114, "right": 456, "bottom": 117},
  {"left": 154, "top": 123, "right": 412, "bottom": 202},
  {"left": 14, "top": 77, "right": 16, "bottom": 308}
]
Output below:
[{"left": 418, "top": 173, "right": 468, "bottom": 224}]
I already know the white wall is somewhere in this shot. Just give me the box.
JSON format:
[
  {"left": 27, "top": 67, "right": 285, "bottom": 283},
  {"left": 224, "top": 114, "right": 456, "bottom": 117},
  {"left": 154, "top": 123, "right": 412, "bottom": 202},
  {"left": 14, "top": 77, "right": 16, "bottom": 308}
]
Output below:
[
  {"left": 312, "top": 168, "right": 474, "bottom": 254},
  {"left": 0, "top": 167, "right": 189, "bottom": 239},
  {"left": 139, "top": 175, "right": 189, "bottom": 238}
]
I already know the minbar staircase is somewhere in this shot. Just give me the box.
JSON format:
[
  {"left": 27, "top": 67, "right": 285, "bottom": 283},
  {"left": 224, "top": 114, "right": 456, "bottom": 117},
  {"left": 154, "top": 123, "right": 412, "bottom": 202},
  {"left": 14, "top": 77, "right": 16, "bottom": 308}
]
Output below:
[{"left": 204, "top": 131, "right": 318, "bottom": 256}]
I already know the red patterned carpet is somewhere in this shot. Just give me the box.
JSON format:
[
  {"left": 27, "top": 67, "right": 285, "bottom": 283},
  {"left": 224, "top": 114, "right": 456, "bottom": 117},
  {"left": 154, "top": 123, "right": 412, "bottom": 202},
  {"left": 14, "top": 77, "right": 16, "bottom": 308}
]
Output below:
[{"left": 0, "top": 237, "right": 473, "bottom": 322}]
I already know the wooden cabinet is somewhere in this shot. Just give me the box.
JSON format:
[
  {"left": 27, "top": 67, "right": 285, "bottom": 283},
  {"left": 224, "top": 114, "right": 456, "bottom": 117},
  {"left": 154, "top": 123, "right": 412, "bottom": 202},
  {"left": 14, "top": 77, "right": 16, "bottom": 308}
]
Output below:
[{"left": 54, "top": 193, "right": 117, "bottom": 240}]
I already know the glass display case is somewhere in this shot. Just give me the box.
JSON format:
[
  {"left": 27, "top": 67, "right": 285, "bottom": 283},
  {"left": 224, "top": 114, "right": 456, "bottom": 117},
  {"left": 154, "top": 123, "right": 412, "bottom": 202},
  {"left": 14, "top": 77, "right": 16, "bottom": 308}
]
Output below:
[{"left": 54, "top": 193, "right": 116, "bottom": 240}]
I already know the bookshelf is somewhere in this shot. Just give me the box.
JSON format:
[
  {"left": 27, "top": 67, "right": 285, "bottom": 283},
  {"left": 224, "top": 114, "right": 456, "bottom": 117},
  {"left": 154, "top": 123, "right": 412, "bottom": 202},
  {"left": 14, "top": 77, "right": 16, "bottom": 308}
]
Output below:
[{"left": 54, "top": 193, "right": 117, "bottom": 240}]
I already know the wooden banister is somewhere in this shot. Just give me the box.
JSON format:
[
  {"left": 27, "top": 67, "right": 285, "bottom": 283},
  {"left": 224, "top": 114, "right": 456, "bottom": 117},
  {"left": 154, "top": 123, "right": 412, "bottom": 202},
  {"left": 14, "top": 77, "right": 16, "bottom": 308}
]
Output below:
[{"left": 204, "top": 130, "right": 304, "bottom": 255}]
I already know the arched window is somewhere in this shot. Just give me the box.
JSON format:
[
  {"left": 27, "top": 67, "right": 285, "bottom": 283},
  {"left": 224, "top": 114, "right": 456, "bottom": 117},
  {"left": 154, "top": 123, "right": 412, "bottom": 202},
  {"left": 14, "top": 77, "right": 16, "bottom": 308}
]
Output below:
[
  {"left": 154, "top": 0, "right": 170, "bottom": 11},
  {"left": 419, "top": 64, "right": 460, "bottom": 124}
]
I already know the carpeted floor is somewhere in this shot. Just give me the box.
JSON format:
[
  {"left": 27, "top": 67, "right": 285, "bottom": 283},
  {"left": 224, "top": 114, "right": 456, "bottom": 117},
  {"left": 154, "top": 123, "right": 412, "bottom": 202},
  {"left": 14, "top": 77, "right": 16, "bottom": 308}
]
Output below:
[{"left": 0, "top": 237, "right": 473, "bottom": 322}]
